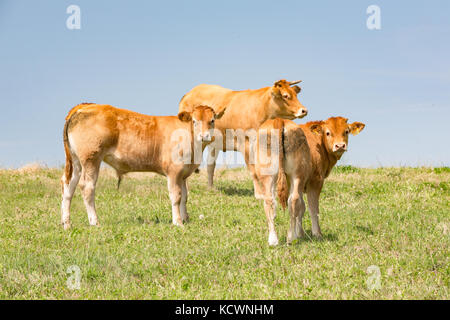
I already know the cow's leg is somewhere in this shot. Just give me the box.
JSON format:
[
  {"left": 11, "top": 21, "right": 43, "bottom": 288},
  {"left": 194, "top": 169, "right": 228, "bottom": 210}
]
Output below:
[
  {"left": 259, "top": 175, "right": 278, "bottom": 246},
  {"left": 206, "top": 145, "right": 219, "bottom": 188},
  {"left": 244, "top": 141, "right": 264, "bottom": 199},
  {"left": 287, "top": 177, "right": 305, "bottom": 244},
  {"left": 180, "top": 178, "right": 189, "bottom": 222},
  {"left": 79, "top": 160, "right": 101, "bottom": 226},
  {"left": 307, "top": 187, "right": 323, "bottom": 238},
  {"left": 296, "top": 194, "right": 306, "bottom": 239},
  {"left": 167, "top": 175, "right": 183, "bottom": 226},
  {"left": 249, "top": 165, "right": 264, "bottom": 199},
  {"left": 61, "top": 157, "right": 81, "bottom": 230}
]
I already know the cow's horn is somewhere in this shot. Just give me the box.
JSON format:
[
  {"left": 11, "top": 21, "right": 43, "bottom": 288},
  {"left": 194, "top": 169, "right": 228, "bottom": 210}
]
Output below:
[{"left": 289, "top": 80, "right": 302, "bottom": 85}]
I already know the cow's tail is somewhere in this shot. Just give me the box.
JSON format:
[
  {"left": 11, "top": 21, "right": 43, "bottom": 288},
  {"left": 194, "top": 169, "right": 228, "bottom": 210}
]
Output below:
[
  {"left": 63, "top": 115, "right": 73, "bottom": 183},
  {"left": 275, "top": 119, "right": 288, "bottom": 210},
  {"left": 62, "top": 103, "right": 94, "bottom": 183},
  {"left": 63, "top": 103, "right": 89, "bottom": 183},
  {"left": 117, "top": 174, "right": 122, "bottom": 190}
]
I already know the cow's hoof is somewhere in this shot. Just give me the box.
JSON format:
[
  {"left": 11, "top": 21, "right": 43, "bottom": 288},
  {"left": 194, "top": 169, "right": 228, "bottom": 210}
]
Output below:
[
  {"left": 207, "top": 183, "right": 216, "bottom": 190},
  {"left": 287, "top": 233, "right": 300, "bottom": 245},
  {"left": 173, "top": 220, "right": 184, "bottom": 227},
  {"left": 268, "top": 232, "right": 279, "bottom": 246},
  {"left": 312, "top": 233, "right": 323, "bottom": 239}
]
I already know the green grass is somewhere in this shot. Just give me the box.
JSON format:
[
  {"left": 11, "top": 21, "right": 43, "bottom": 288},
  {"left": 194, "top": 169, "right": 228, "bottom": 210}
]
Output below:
[{"left": 0, "top": 166, "right": 448, "bottom": 299}]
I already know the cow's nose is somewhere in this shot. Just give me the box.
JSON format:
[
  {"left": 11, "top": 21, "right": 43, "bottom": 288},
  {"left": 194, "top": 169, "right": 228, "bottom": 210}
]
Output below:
[
  {"left": 335, "top": 143, "right": 346, "bottom": 150},
  {"left": 296, "top": 108, "right": 308, "bottom": 118}
]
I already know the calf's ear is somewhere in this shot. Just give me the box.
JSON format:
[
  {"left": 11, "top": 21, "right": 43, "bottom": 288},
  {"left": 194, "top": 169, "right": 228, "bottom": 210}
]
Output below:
[
  {"left": 178, "top": 111, "right": 192, "bottom": 122},
  {"left": 309, "top": 123, "right": 323, "bottom": 135},
  {"left": 349, "top": 122, "right": 365, "bottom": 136},
  {"left": 214, "top": 106, "right": 227, "bottom": 119}
]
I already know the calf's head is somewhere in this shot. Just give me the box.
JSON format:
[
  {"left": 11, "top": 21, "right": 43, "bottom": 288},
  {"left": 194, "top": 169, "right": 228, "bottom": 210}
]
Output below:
[
  {"left": 178, "top": 105, "right": 225, "bottom": 143},
  {"left": 309, "top": 117, "right": 365, "bottom": 159},
  {"left": 270, "top": 79, "right": 308, "bottom": 119}
]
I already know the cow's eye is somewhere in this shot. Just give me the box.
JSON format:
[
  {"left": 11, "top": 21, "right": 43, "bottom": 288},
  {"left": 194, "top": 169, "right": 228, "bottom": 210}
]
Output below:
[
  {"left": 345, "top": 130, "right": 349, "bottom": 135},
  {"left": 326, "top": 131, "right": 331, "bottom": 136},
  {"left": 211, "top": 119, "right": 215, "bottom": 124},
  {"left": 282, "top": 94, "right": 290, "bottom": 99}
]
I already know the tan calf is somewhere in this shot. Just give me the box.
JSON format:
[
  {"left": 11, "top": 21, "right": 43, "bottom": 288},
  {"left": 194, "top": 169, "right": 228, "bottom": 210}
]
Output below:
[
  {"left": 255, "top": 117, "right": 365, "bottom": 245},
  {"left": 179, "top": 79, "right": 308, "bottom": 190},
  {"left": 61, "top": 103, "right": 222, "bottom": 229}
]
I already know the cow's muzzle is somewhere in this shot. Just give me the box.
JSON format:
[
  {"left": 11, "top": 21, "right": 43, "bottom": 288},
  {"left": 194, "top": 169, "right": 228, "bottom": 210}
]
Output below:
[
  {"left": 333, "top": 143, "right": 347, "bottom": 153},
  {"left": 197, "top": 132, "right": 212, "bottom": 142},
  {"left": 295, "top": 108, "right": 308, "bottom": 118}
]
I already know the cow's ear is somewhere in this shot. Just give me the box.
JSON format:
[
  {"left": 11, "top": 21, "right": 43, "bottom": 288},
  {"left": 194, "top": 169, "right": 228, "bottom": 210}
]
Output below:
[
  {"left": 273, "top": 80, "right": 283, "bottom": 87},
  {"left": 214, "top": 105, "right": 227, "bottom": 119},
  {"left": 178, "top": 111, "right": 192, "bottom": 122},
  {"left": 292, "top": 85, "right": 301, "bottom": 94},
  {"left": 271, "top": 85, "right": 281, "bottom": 98},
  {"left": 349, "top": 122, "right": 365, "bottom": 136},
  {"left": 309, "top": 123, "right": 323, "bottom": 135}
]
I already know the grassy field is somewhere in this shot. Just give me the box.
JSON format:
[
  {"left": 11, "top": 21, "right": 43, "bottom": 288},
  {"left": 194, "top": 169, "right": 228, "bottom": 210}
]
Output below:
[{"left": 0, "top": 166, "right": 448, "bottom": 299}]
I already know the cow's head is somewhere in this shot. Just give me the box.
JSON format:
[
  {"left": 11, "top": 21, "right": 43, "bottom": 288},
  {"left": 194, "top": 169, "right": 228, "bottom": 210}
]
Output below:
[
  {"left": 270, "top": 79, "right": 308, "bottom": 119},
  {"left": 309, "top": 117, "right": 365, "bottom": 159},
  {"left": 178, "top": 105, "right": 225, "bottom": 143}
]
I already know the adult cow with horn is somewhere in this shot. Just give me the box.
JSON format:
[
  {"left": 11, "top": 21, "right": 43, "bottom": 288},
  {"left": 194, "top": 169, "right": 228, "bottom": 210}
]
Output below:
[{"left": 178, "top": 79, "right": 308, "bottom": 195}]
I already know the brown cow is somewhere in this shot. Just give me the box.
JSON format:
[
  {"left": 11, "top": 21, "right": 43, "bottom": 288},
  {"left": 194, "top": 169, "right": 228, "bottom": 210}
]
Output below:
[
  {"left": 179, "top": 79, "right": 308, "bottom": 192},
  {"left": 254, "top": 117, "right": 365, "bottom": 245},
  {"left": 61, "top": 103, "right": 224, "bottom": 230}
]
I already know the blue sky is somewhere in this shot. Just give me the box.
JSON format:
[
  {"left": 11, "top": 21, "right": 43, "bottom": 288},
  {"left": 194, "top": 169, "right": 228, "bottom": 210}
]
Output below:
[{"left": 0, "top": 0, "right": 449, "bottom": 168}]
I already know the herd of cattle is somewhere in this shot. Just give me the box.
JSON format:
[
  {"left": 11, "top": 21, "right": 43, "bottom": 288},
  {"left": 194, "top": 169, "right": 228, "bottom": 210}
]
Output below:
[{"left": 61, "top": 79, "right": 365, "bottom": 246}]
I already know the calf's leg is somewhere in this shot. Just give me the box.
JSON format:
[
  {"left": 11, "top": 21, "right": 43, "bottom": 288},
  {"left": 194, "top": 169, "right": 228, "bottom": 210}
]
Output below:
[
  {"left": 307, "top": 188, "right": 323, "bottom": 238},
  {"left": 61, "top": 157, "right": 81, "bottom": 230},
  {"left": 260, "top": 175, "right": 278, "bottom": 246},
  {"left": 206, "top": 145, "right": 219, "bottom": 189},
  {"left": 245, "top": 147, "right": 264, "bottom": 200},
  {"left": 295, "top": 196, "right": 306, "bottom": 239},
  {"left": 167, "top": 175, "right": 184, "bottom": 226},
  {"left": 180, "top": 178, "right": 189, "bottom": 222},
  {"left": 287, "top": 178, "right": 305, "bottom": 244},
  {"left": 79, "top": 160, "right": 101, "bottom": 226}
]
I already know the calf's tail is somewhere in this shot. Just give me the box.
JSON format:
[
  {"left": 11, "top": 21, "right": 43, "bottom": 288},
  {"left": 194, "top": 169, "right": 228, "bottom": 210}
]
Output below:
[
  {"left": 62, "top": 103, "right": 93, "bottom": 183},
  {"left": 274, "top": 119, "right": 288, "bottom": 210},
  {"left": 63, "top": 116, "right": 73, "bottom": 183}
]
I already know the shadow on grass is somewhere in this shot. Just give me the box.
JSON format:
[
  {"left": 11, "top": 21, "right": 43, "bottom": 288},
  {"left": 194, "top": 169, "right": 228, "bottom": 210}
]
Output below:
[
  {"left": 131, "top": 215, "right": 171, "bottom": 225},
  {"left": 302, "top": 232, "right": 338, "bottom": 243},
  {"left": 279, "top": 231, "right": 339, "bottom": 245},
  {"left": 354, "top": 225, "right": 374, "bottom": 235},
  {"left": 218, "top": 185, "right": 254, "bottom": 197}
]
